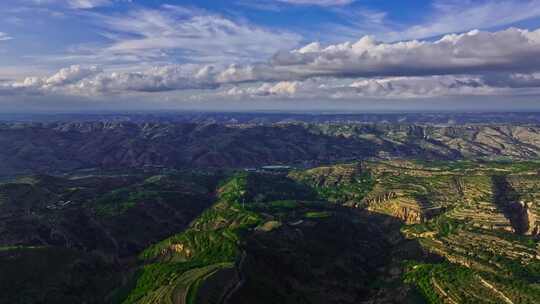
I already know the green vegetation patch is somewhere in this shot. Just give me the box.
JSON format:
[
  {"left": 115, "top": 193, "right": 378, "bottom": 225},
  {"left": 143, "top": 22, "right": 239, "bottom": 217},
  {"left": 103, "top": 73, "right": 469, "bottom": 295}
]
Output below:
[
  {"left": 249, "top": 200, "right": 299, "bottom": 213},
  {"left": 404, "top": 262, "right": 477, "bottom": 304},
  {"left": 406, "top": 215, "right": 464, "bottom": 238},
  {"left": 290, "top": 164, "right": 375, "bottom": 204},
  {"left": 305, "top": 211, "right": 332, "bottom": 219},
  {"left": 121, "top": 261, "right": 233, "bottom": 304},
  {"left": 93, "top": 188, "right": 151, "bottom": 216},
  {"left": 121, "top": 173, "right": 262, "bottom": 303},
  {"left": 316, "top": 172, "right": 375, "bottom": 204}
]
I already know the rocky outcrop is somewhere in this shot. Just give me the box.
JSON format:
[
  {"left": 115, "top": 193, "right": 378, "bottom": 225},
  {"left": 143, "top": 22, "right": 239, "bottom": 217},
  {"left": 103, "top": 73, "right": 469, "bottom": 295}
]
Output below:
[
  {"left": 363, "top": 191, "right": 398, "bottom": 206},
  {"left": 161, "top": 243, "right": 193, "bottom": 259},
  {"left": 509, "top": 201, "right": 538, "bottom": 235},
  {"left": 386, "top": 204, "right": 424, "bottom": 224}
]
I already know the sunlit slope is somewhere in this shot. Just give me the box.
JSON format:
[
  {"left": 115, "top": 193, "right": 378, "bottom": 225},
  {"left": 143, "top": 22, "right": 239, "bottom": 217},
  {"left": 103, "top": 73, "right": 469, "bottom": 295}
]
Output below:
[
  {"left": 290, "top": 160, "right": 540, "bottom": 303},
  {"left": 359, "top": 160, "right": 540, "bottom": 303},
  {"left": 121, "top": 173, "right": 263, "bottom": 304}
]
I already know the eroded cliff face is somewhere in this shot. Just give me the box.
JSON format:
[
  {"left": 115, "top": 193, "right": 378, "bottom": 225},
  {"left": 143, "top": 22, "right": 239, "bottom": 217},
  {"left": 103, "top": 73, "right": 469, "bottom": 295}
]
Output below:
[
  {"left": 383, "top": 203, "right": 424, "bottom": 224},
  {"left": 509, "top": 201, "right": 539, "bottom": 235},
  {"left": 361, "top": 191, "right": 424, "bottom": 224},
  {"left": 363, "top": 191, "right": 398, "bottom": 205},
  {"left": 527, "top": 206, "right": 539, "bottom": 235}
]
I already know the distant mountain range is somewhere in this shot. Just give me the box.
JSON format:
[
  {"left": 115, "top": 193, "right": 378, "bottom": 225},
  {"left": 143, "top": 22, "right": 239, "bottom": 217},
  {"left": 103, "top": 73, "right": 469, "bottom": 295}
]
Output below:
[
  {"left": 2, "top": 121, "right": 540, "bottom": 178},
  {"left": 4, "top": 111, "right": 540, "bottom": 124}
]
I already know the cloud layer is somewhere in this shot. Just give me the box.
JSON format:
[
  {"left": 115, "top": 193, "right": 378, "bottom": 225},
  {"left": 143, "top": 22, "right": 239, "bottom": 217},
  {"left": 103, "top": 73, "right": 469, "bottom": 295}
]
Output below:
[
  {"left": 7, "top": 0, "right": 540, "bottom": 113},
  {"left": 87, "top": 6, "right": 302, "bottom": 65},
  {"left": 271, "top": 28, "right": 540, "bottom": 78},
  {"left": 3, "top": 27, "right": 540, "bottom": 101}
]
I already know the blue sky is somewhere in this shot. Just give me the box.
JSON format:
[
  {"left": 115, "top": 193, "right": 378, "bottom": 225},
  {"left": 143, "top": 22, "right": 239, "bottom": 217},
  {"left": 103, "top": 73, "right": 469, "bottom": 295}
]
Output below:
[{"left": 2, "top": 0, "right": 540, "bottom": 112}]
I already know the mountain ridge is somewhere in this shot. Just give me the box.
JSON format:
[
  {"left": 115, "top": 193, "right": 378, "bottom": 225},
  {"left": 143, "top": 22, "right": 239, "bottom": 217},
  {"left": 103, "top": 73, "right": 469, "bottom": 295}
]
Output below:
[{"left": 3, "top": 122, "right": 540, "bottom": 178}]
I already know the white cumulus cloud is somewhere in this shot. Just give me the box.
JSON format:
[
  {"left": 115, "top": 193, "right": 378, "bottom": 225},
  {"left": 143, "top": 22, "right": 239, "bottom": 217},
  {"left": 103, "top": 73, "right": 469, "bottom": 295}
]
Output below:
[
  {"left": 226, "top": 81, "right": 299, "bottom": 97},
  {"left": 269, "top": 28, "right": 540, "bottom": 79},
  {"left": 4, "top": 26, "right": 540, "bottom": 103}
]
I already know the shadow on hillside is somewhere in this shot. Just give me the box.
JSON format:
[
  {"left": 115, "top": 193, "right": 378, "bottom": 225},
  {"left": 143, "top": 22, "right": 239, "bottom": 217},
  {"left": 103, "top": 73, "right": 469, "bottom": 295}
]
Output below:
[
  {"left": 198, "top": 175, "right": 442, "bottom": 304},
  {"left": 222, "top": 208, "right": 439, "bottom": 304},
  {"left": 491, "top": 175, "right": 528, "bottom": 234},
  {"left": 0, "top": 123, "right": 464, "bottom": 177},
  {"left": 0, "top": 172, "right": 223, "bottom": 304}
]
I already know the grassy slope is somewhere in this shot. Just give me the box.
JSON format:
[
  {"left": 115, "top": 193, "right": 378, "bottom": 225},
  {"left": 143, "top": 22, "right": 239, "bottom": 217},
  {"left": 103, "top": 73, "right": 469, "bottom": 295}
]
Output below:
[
  {"left": 4, "top": 161, "right": 539, "bottom": 303},
  {"left": 124, "top": 160, "right": 540, "bottom": 303},
  {"left": 288, "top": 163, "right": 374, "bottom": 204},
  {"left": 120, "top": 173, "right": 262, "bottom": 304},
  {"left": 379, "top": 160, "right": 540, "bottom": 303}
]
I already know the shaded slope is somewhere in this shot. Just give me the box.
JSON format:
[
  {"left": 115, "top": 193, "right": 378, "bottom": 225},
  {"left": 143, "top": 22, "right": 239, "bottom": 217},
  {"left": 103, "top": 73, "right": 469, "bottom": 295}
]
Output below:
[{"left": 4, "top": 123, "right": 540, "bottom": 177}]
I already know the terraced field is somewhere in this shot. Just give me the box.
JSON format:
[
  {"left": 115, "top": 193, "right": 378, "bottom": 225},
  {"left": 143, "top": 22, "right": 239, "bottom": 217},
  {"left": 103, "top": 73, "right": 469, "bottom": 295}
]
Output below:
[
  {"left": 284, "top": 160, "right": 540, "bottom": 303},
  {"left": 120, "top": 173, "right": 263, "bottom": 304},
  {"left": 117, "top": 170, "right": 408, "bottom": 303},
  {"left": 1, "top": 160, "right": 539, "bottom": 303},
  {"left": 356, "top": 161, "right": 540, "bottom": 303}
]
